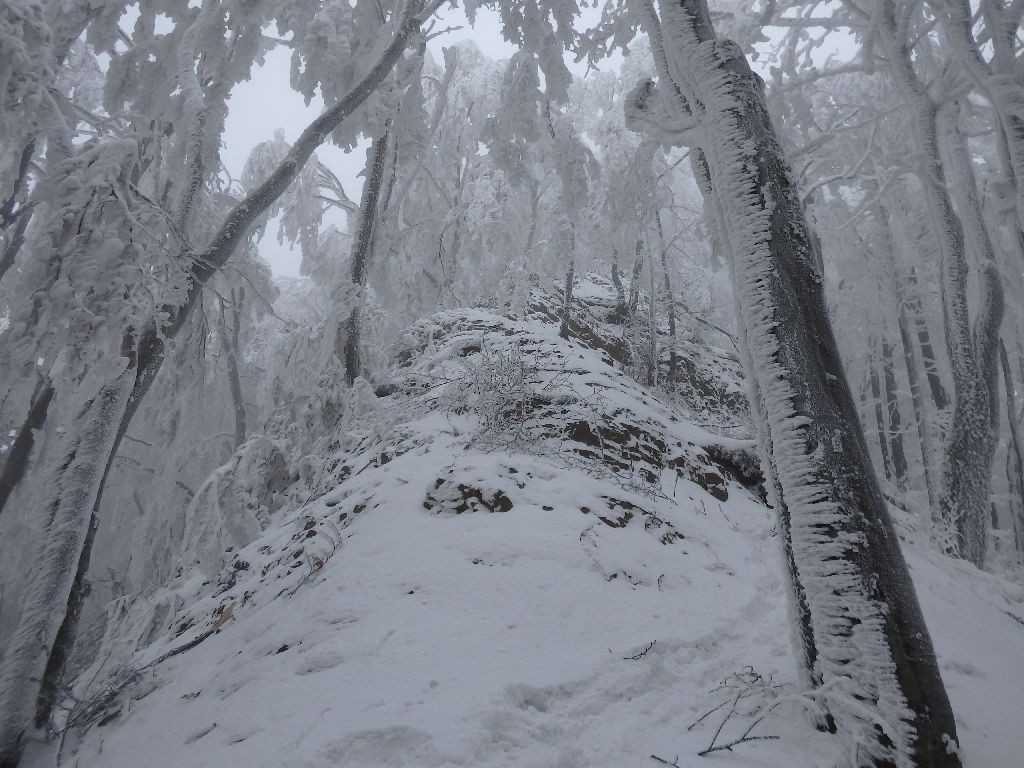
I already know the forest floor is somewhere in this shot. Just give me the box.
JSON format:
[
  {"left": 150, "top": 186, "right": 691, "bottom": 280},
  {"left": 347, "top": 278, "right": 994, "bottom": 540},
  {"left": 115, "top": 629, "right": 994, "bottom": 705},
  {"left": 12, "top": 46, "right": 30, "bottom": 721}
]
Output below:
[{"left": 38, "top": 279, "right": 1024, "bottom": 768}]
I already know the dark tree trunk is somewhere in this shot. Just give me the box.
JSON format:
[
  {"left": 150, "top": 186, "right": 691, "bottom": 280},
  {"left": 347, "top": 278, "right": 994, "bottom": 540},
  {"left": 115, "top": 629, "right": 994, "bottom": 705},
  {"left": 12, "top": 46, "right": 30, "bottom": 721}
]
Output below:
[
  {"left": 611, "top": 247, "right": 629, "bottom": 321},
  {"left": 868, "top": 346, "right": 894, "bottom": 481},
  {"left": 905, "top": 268, "right": 950, "bottom": 414},
  {"left": 882, "top": 336, "right": 908, "bottom": 488},
  {"left": 876, "top": 195, "right": 932, "bottom": 503},
  {"left": 645, "top": 244, "right": 657, "bottom": 384},
  {"left": 628, "top": 238, "right": 643, "bottom": 318},
  {"left": 0, "top": 141, "right": 35, "bottom": 231},
  {"left": 225, "top": 288, "right": 247, "bottom": 450},
  {"left": 655, "top": 209, "right": 678, "bottom": 383},
  {"left": 640, "top": 1, "right": 962, "bottom": 763},
  {"left": 559, "top": 257, "right": 575, "bottom": 340},
  {"left": 898, "top": 302, "right": 938, "bottom": 509},
  {"left": 1000, "top": 339, "right": 1024, "bottom": 553},
  {"left": 0, "top": 382, "right": 53, "bottom": 517},
  {"left": 0, "top": 202, "right": 33, "bottom": 286},
  {"left": 340, "top": 130, "right": 390, "bottom": 385}
]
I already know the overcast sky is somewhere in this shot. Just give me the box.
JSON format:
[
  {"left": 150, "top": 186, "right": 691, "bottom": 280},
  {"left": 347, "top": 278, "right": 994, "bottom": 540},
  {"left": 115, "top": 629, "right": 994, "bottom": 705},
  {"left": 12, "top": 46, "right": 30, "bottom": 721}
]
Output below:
[{"left": 221, "top": 5, "right": 610, "bottom": 277}]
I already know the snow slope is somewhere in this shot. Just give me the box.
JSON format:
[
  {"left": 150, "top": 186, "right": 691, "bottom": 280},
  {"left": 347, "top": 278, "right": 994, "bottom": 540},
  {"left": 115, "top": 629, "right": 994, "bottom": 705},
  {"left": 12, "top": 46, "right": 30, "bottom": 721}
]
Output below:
[{"left": 40, "top": 283, "right": 1024, "bottom": 768}]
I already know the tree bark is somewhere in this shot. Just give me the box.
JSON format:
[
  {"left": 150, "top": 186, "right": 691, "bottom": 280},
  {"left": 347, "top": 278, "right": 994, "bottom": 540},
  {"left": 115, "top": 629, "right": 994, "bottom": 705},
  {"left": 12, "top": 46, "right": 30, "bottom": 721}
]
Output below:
[
  {"left": 635, "top": 0, "right": 824, "bottom": 689},
  {"left": 879, "top": 2, "right": 1004, "bottom": 566},
  {"left": 875, "top": 195, "right": 938, "bottom": 508},
  {"left": 940, "top": 0, "right": 1024, "bottom": 240},
  {"left": 0, "top": 381, "right": 53, "bottom": 516},
  {"left": 898, "top": 301, "right": 938, "bottom": 510},
  {"left": 1000, "top": 339, "right": 1024, "bottom": 552},
  {"left": 0, "top": 202, "right": 33, "bottom": 287},
  {"left": 0, "top": 368, "right": 134, "bottom": 767},
  {"left": 882, "top": 336, "right": 908, "bottom": 489},
  {"left": 655, "top": 208, "right": 678, "bottom": 383},
  {"left": 646, "top": 238, "right": 657, "bottom": 384},
  {"left": 560, "top": 256, "right": 575, "bottom": 341},
  {"left": 339, "top": 129, "right": 391, "bottom": 385},
  {"left": 868, "top": 343, "right": 894, "bottom": 482},
  {"left": 224, "top": 287, "right": 247, "bottom": 451},
  {"left": 904, "top": 267, "right": 949, "bottom": 413},
  {"left": 641, "top": 1, "right": 962, "bottom": 763},
  {"left": 611, "top": 246, "right": 629, "bottom": 320},
  {"left": 628, "top": 237, "right": 643, "bottom": 318}
]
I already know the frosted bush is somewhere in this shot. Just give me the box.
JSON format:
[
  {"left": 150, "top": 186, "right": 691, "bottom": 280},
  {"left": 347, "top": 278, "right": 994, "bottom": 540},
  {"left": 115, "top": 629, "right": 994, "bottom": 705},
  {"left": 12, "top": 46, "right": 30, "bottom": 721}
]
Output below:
[{"left": 468, "top": 342, "right": 540, "bottom": 451}]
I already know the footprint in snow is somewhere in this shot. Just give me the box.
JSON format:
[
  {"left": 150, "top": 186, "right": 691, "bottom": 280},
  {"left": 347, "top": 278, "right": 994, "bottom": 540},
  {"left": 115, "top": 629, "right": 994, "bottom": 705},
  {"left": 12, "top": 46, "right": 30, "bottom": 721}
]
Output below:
[
  {"left": 184, "top": 722, "right": 216, "bottom": 744},
  {"left": 942, "top": 659, "right": 986, "bottom": 678},
  {"left": 295, "top": 650, "right": 346, "bottom": 675}
]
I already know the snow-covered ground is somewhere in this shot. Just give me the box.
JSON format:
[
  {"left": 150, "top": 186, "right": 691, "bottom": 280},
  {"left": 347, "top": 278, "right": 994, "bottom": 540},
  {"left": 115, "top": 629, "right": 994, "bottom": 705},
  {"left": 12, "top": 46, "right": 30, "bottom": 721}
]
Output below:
[{"left": 40, "top": 285, "right": 1024, "bottom": 768}]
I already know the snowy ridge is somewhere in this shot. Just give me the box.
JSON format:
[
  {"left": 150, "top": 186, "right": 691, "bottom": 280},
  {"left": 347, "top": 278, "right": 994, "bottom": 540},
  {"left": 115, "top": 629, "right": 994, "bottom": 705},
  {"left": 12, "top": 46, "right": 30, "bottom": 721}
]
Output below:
[{"left": 39, "top": 283, "right": 1024, "bottom": 768}]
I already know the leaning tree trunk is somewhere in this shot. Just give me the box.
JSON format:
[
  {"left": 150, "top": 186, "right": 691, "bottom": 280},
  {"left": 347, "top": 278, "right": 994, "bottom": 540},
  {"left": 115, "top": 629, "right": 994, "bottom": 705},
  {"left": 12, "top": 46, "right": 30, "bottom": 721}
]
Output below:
[
  {"left": 338, "top": 129, "right": 390, "bottom": 385},
  {"left": 0, "top": 7, "right": 426, "bottom": 763},
  {"left": 224, "top": 287, "right": 248, "bottom": 451},
  {"left": 634, "top": 0, "right": 823, "bottom": 686},
  {"left": 638, "top": 1, "right": 962, "bottom": 764}
]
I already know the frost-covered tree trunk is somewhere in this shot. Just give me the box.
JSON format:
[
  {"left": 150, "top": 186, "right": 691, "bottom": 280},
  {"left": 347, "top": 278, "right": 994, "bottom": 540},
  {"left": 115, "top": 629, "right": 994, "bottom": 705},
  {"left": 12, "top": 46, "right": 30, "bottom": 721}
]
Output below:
[
  {"left": 0, "top": 367, "right": 134, "bottom": 766},
  {"left": 611, "top": 246, "right": 629, "bottom": 319},
  {"left": 1000, "top": 340, "right": 1024, "bottom": 554},
  {"left": 224, "top": 288, "right": 247, "bottom": 450},
  {"left": 631, "top": 0, "right": 819, "bottom": 685},
  {"left": 0, "top": 96, "right": 81, "bottom": 520},
  {"left": 897, "top": 302, "right": 938, "bottom": 509},
  {"left": 868, "top": 345, "right": 894, "bottom": 482},
  {"left": 874, "top": 195, "right": 937, "bottom": 507},
  {"left": 936, "top": 101, "right": 1005, "bottom": 563},
  {"left": 339, "top": 128, "right": 390, "bottom": 385},
  {"left": 655, "top": 208, "right": 678, "bottom": 382},
  {"left": 646, "top": 239, "right": 658, "bottom": 385},
  {"left": 0, "top": 195, "right": 32, "bottom": 286},
  {"left": 0, "top": 383, "right": 53, "bottom": 516},
  {"left": 0, "top": 6, "right": 426, "bottom": 761},
  {"left": 560, "top": 256, "right": 575, "bottom": 340},
  {"left": 939, "top": 0, "right": 1024, "bottom": 242},
  {"left": 0, "top": 0, "right": 93, "bottom": 289},
  {"left": 904, "top": 267, "right": 949, "bottom": 415},
  {"left": 628, "top": 238, "right": 643, "bottom": 317},
  {"left": 879, "top": 2, "right": 1004, "bottom": 565},
  {"left": 171, "top": 0, "right": 220, "bottom": 232},
  {"left": 641, "top": 1, "right": 962, "bottom": 763},
  {"left": 882, "top": 337, "right": 908, "bottom": 489}
]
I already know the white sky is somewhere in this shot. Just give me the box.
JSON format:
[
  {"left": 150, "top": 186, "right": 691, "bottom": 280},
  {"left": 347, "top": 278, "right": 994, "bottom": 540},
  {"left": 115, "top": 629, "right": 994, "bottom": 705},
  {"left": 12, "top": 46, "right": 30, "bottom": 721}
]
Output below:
[{"left": 222, "top": 5, "right": 612, "bottom": 277}]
